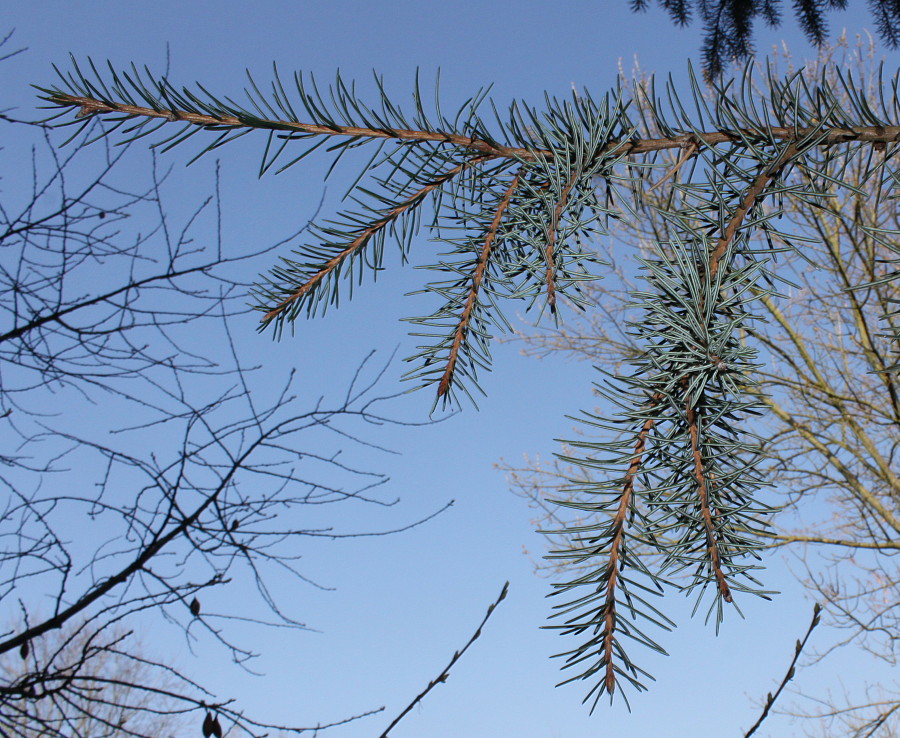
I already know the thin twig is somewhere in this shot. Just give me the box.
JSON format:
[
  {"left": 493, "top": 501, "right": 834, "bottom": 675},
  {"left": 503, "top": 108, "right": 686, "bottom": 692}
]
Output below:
[
  {"left": 744, "top": 602, "right": 822, "bottom": 737},
  {"left": 378, "top": 581, "right": 509, "bottom": 737},
  {"left": 648, "top": 141, "right": 697, "bottom": 192},
  {"left": 755, "top": 531, "right": 900, "bottom": 550}
]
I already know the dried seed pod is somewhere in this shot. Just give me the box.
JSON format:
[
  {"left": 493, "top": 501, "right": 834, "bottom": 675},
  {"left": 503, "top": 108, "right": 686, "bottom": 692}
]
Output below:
[
  {"left": 189, "top": 597, "right": 201, "bottom": 617},
  {"left": 19, "top": 641, "right": 29, "bottom": 659}
]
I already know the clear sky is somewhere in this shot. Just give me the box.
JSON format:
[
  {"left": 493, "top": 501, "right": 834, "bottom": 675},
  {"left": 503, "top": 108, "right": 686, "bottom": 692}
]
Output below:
[{"left": 4, "top": 2, "right": 897, "bottom": 736}]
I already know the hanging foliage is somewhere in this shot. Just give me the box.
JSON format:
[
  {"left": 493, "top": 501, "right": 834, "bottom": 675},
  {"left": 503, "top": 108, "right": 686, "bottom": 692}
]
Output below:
[{"left": 35, "top": 56, "right": 900, "bottom": 708}]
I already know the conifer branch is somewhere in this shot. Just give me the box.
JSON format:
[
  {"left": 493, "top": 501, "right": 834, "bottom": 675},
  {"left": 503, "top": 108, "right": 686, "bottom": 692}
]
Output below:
[
  {"left": 262, "top": 155, "right": 490, "bottom": 327},
  {"left": 437, "top": 171, "right": 521, "bottom": 397},
  {"left": 54, "top": 93, "right": 529, "bottom": 160},
  {"left": 34, "top": 58, "right": 900, "bottom": 709},
  {"left": 46, "top": 92, "right": 900, "bottom": 159},
  {"left": 602, "top": 410, "right": 658, "bottom": 695},
  {"left": 709, "top": 141, "right": 801, "bottom": 280}
]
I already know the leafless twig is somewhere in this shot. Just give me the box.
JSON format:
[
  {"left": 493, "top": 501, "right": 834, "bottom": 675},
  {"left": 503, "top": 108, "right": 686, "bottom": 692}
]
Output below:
[
  {"left": 744, "top": 603, "right": 822, "bottom": 737},
  {"left": 378, "top": 581, "right": 509, "bottom": 737}
]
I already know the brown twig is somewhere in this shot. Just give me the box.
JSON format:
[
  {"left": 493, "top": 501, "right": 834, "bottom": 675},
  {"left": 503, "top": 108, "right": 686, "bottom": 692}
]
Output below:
[
  {"left": 648, "top": 141, "right": 698, "bottom": 192},
  {"left": 543, "top": 169, "right": 579, "bottom": 313},
  {"left": 437, "top": 171, "right": 521, "bottom": 397},
  {"left": 743, "top": 603, "right": 822, "bottom": 737},
  {"left": 686, "top": 395, "right": 733, "bottom": 602},
  {"left": 708, "top": 141, "right": 800, "bottom": 281},
  {"left": 755, "top": 531, "right": 900, "bottom": 550},
  {"left": 378, "top": 581, "right": 509, "bottom": 738},
  {"left": 601, "top": 409, "right": 658, "bottom": 694}
]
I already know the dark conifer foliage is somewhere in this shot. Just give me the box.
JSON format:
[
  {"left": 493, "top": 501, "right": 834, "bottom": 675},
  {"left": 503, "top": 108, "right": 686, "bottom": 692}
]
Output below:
[{"left": 629, "top": 1, "right": 899, "bottom": 77}]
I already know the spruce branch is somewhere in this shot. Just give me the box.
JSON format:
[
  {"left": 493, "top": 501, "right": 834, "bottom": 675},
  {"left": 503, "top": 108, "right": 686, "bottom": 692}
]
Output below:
[
  {"left": 259, "top": 154, "right": 491, "bottom": 330},
  {"left": 49, "top": 94, "right": 528, "bottom": 159},
  {"left": 544, "top": 170, "right": 580, "bottom": 312},
  {"left": 547, "top": 130, "right": 808, "bottom": 702},
  {"left": 44, "top": 92, "right": 900, "bottom": 156},
  {"left": 33, "top": 57, "right": 900, "bottom": 709},
  {"left": 708, "top": 141, "right": 801, "bottom": 280},
  {"left": 546, "top": 398, "right": 673, "bottom": 708},
  {"left": 596, "top": 411, "right": 659, "bottom": 697},
  {"left": 436, "top": 170, "right": 521, "bottom": 398}
]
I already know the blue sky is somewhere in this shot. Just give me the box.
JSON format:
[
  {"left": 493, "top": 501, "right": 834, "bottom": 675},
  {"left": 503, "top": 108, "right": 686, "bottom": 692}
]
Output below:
[{"left": 4, "top": 2, "right": 898, "bottom": 736}]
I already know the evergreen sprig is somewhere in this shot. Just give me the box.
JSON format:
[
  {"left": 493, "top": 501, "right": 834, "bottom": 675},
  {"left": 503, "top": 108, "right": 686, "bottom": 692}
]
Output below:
[{"left": 36, "top": 57, "right": 900, "bottom": 705}]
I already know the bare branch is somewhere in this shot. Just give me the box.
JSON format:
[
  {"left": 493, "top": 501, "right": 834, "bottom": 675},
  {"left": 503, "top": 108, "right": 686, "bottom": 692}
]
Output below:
[{"left": 378, "top": 581, "right": 509, "bottom": 738}]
